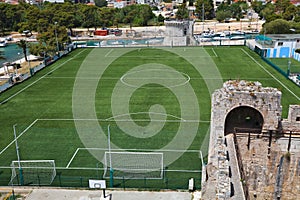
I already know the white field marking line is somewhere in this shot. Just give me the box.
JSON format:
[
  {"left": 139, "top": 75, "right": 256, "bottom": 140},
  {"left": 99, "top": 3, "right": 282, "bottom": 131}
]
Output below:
[
  {"left": 105, "top": 112, "right": 186, "bottom": 121},
  {"left": 0, "top": 166, "right": 65, "bottom": 170},
  {"left": 0, "top": 165, "right": 202, "bottom": 172},
  {"left": 241, "top": 48, "right": 300, "bottom": 101},
  {"left": 104, "top": 49, "right": 114, "bottom": 57},
  {"left": 66, "top": 148, "right": 80, "bottom": 168},
  {"left": 121, "top": 77, "right": 188, "bottom": 80},
  {"left": 120, "top": 69, "right": 191, "bottom": 89},
  {"left": 211, "top": 48, "right": 218, "bottom": 57},
  {"left": 56, "top": 167, "right": 105, "bottom": 170},
  {"left": 0, "top": 50, "right": 87, "bottom": 105},
  {"left": 83, "top": 147, "right": 201, "bottom": 153},
  {"left": 105, "top": 55, "right": 212, "bottom": 58},
  {"left": 165, "top": 169, "right": 202, "bottom": 172},
  {"left": 0, "top": 119, "right": 38, "bottom": 156},
  {"left": 44, "top": 77, "right": 187, "bottom": 80},
  {"left": 38, "top": 118, "right": 210, "bottom": 123},
  {"left": 43, "top": 76, "right": 276, "bottom": 81}
]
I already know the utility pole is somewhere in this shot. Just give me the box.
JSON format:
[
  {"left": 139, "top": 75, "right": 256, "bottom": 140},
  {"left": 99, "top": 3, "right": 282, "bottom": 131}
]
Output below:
[{"left": 202, "top": 3, "right": 205, "bottom": 33}]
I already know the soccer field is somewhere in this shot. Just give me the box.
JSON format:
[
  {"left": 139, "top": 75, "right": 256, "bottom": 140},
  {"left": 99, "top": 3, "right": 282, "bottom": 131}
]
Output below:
[{"left": 0, "top": 47, "right": 299, "bottom": 189}]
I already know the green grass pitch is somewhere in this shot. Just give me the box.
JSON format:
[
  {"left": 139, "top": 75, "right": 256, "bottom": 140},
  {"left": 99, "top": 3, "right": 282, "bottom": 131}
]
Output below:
[
  {"left": 268, "top": 57, "right": 300, "bottom": 74},
  {"left": 0, "top": 46, "right": 299, "bottom": 189}
]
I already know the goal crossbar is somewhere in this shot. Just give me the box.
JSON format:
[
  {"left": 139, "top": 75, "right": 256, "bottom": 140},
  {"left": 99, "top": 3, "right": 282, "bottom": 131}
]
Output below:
[
  {"left": 10, "top": 160, "right": 56, "bottom": 186},
  {"left": 103, "top": 152, "right": 163, "bottom": 179}
]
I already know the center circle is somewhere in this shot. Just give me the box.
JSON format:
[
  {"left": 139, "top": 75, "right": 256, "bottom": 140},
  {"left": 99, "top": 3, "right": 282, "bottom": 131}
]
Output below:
[
  {"left": 120, "top": 68, "right": 190, "bottom": 88},
  {"left": 72, "top": 48, "right": 223, "bottom": 168}
]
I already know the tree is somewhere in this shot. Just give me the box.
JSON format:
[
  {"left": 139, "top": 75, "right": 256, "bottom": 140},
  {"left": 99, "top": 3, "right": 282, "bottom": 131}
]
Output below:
[
  {"left": 282, "top": 4, "right": 297, "bottom": 21},
  {"left": 230, "top": 1, "right": 248, "bottom": 20},
  {"left": 113, "top": 9, "right": 123, "bottom": 28},
  {"left": 54, "top": 3, "right": 82, "bottom": 37},
  {"left": 176, "top": 2, "right": 189, "bottom": 20},
  {"left": 263, "top": 19, "right": 290, "bottom": 34},
  {"left": 81, "top": 6, "right": 101, "bottom": 31},
  {"left": 17, "top": 39, "right": 28, "bottom": 62},
  {"left": 157, "top": 14, "right": 165, "bottom": 23},
  {"left": 99, "top": 7, "right": 115, "bottom": 28},
  {"left": 274, "top": 0, "right": 292, "bottom": 15},
  {"left": 121, "top": 5, "right": 154, "bottom": 28},
  {"left": 251, "top": 0, "right": 265, "bottom": 17},
  {"left": 0, "top": 4, "right": 8, "bottom": 36},
  {"left": 216, "top": 10, "right": 231, "bottom": 22},
  {"left": 195, "top": 0, "right": 214, "bottom": 20}
]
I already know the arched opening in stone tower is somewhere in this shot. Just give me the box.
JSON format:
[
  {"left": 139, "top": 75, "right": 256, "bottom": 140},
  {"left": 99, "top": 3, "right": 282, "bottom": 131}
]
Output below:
[{"left": 224, "top": 106, "right": 264, "bottom": 135}]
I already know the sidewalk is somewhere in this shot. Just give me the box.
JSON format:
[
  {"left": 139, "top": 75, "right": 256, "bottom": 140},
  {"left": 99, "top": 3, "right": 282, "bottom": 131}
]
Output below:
[
  {"left": 0, "top": 187, "right": 200, "bottom": 200},
  {"left": 26, "top": 189, "right": 194, "bottom": 200}
]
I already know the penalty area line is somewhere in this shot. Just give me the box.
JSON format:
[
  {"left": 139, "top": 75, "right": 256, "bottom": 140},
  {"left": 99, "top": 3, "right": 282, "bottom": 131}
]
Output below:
[
  {"left": 66, "top": 148, "right": 81, "bottom": 168},
  {"left": 0, "top": 119, "right": 39, "bottom": 156},
  {"left": 38, "top": 118, "right": 210, "bottom": 123},
  {"left": 83, "top": 147, "right": 202, "bottom": 153}
]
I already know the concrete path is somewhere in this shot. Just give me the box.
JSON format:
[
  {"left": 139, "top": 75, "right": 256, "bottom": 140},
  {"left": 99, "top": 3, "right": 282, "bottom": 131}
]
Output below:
[{"left": 25, "top": 188, "right": 194, "bottom": 200}]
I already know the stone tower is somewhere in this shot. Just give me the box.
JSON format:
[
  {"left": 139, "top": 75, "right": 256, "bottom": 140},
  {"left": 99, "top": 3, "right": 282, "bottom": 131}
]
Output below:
[
  {"left": 201, "top": 80, "right": 299, "bottom": 200},
  {"left": 163, "top": 20, "right": 196, "bottom": 46}
]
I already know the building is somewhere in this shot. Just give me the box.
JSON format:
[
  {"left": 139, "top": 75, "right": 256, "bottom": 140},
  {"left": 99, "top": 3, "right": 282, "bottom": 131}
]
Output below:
[{"left": 201, "top": 80, "right": 300, "bottom": 199}]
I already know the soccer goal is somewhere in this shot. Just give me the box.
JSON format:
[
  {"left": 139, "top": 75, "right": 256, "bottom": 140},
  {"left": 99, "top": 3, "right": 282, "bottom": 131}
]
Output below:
[
  {"left": 9, "top": 160, "right": 56, "bottom": 186},
  {"left": 103, "top": 152, "right": 163, "bottom": 179}
]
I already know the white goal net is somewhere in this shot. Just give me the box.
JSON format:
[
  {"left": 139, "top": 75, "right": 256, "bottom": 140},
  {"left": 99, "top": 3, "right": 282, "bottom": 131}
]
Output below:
[
  {"left": 10, "top": 160, "right": 56, "bottom": 186},
  {"left": 103, "top": 152, "right": 163, "bottom": 179}
]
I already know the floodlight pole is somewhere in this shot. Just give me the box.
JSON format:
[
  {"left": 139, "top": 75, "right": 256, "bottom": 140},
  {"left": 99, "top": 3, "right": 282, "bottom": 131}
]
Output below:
[
  {"left": 108, "top": 124, "right": 114, "bottom": 187},
  {"left": 13, "top": 124, "right": 24, "bottom": 185},
  {"left": 288, "top": 28, "right": 295, "bottom": 77}
]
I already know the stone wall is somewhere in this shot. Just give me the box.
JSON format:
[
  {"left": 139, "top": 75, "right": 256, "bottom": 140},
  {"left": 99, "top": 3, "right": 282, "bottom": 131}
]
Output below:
[
  {"left": 282, "top": 105, "right": 300, "bottom": 133},
  {"left": 209, "top": 80, "right": 282, "bottom": 163},
  {"left": 202, "top": 80, "right": 287, "bottom": 200},
  {"left": 163, "top": 20, "right": 194, "bottom": 46}
]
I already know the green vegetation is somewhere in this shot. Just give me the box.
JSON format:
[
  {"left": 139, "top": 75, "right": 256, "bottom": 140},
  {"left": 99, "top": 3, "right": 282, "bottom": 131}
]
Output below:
[{"left": 0, "top": 47, "right": 299, "bottom": 189}]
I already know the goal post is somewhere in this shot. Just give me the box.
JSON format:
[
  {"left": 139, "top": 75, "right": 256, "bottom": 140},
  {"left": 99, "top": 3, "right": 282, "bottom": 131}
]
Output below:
[
  {"left": 103, "top": 152, "right": 163, "bottom": 179},
  {"left": 9, "top": 160, "right": 56, "bottom": 186}
]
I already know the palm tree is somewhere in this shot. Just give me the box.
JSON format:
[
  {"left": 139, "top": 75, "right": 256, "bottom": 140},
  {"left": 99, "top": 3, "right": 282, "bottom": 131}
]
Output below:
[{"left": 17, "top": 39, "right": 28, "bottom": 62}]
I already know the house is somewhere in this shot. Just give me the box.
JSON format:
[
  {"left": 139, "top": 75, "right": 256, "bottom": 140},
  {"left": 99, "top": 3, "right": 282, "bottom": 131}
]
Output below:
[{"left": 250, "top": 34, "right": 300, "bottom": 59}]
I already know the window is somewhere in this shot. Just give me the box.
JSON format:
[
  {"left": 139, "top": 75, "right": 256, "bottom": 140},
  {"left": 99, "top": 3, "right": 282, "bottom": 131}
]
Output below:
[
  {"left": 278, "top": 42, "right": 283, "bottom": 46},
  {"left": 296, "top": 117, "right": 300, "bottom": 122}
]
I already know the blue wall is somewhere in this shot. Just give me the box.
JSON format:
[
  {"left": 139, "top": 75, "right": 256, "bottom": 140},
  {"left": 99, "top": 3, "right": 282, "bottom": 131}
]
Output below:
[{"left": 279, "top": 47, "right": 290, "bottom": 57}]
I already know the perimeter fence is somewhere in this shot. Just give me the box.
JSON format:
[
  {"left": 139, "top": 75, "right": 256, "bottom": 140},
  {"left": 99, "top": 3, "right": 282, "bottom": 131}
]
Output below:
[
  {"left": 0, "top": 169, "right": 201, "bottom": 190},
  {"left": 0, "top": 49, "right": 71, "bottom": 93}
]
